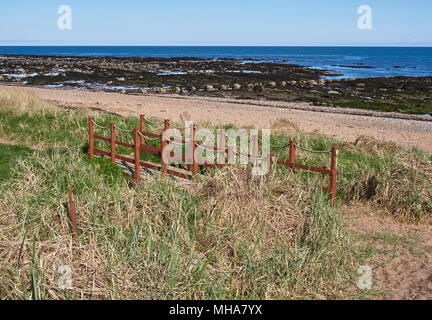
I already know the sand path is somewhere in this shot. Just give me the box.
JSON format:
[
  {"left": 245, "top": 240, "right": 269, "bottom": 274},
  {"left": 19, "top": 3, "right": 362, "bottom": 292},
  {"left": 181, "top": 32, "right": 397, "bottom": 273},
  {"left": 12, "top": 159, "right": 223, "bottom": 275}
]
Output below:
[{"left": 346, "top": 205, "right": 432, "bottom": 299}]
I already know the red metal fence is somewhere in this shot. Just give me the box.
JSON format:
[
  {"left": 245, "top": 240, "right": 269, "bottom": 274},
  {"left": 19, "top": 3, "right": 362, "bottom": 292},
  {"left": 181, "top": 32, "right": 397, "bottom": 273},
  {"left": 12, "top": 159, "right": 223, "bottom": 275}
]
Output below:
[
  {"left": 88, "top": 115, "right": 338, "bottom": 201},
  {"left": 275, "top": 141, "right": 339, "bottom": 203},
  {"left": 89, "top": 117, "right": 191, "bottom": 182}
]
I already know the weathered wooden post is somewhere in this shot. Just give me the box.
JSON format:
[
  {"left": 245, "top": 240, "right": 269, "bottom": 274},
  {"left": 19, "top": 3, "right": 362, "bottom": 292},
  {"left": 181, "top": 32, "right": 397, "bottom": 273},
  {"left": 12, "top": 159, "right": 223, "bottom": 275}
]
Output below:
[
  {"left": 134, "top": 129, "right": 141, "bottom": 184},
  {"left": 329, "top": 147, "right": 339, "bottom": 203},
  {"left": 89, "top": 118, "right": 94, "bottom": 159},
  {"left": 110, "top": 123, "right": 116, "bottom": 164}
]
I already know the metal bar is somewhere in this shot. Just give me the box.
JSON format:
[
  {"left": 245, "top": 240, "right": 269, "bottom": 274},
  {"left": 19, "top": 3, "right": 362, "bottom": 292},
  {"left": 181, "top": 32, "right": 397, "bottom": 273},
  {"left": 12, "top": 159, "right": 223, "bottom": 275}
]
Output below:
[
  {"left": 94, "top": 148, "right": 110, "bottom": 157},
  {"left": 192, "top": 125, "right": 198, "bottom": 175},
  {"left": 95, "top": 150, "right": 191, "bottom": 180},
  {"left": 134, "top": 129, "right": 141, "bottom": 184},
  {"left": 139, "top": 161, "right": 190, "bottom": 179},
  {"left": 253, "top": 134, "right": 259, "bottom": 163},
  {"left": 188, "top": 126, "right": 194, "bottom": 173},
  {"left": 161, "top": 135, "right": 168, "bottom": 176},
  {"left": 294, "top": 163, "right": 333, "bottom": 175},
  {"left": 166, "top": 170, "right": 191, "bottom": 180},
  {"left": 139, "top": 161, "right": 160, "bottom": 171},
  {"left": 140, "top": 144, "right": 161, "bottom": 155},
  {"left": 94, "top": 134, "right": 110, "bottom": 142},
  {"left": 115, "top": 141, "right": 134, "bottom": 149},
  {"left": 96, "top": 148, "right": 140, "bottom": 166},
  {"left": 289, "top": 140, "right": 296, "bottom": 167},
  {"left": 218, "top": 129, "right": 226, "bottom": 164},
  {"left": 117, "top": 154, "right": 134, "bottom": 164},
  {"left": 329, "top": 147, "right": 338, "bottom": 203}
]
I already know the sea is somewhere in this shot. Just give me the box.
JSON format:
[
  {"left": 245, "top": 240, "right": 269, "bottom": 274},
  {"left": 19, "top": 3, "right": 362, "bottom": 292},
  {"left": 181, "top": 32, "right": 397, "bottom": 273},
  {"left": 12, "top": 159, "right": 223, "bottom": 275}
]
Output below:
[{"left": 0, "top": 46, "right": 431, "bottom": 79}]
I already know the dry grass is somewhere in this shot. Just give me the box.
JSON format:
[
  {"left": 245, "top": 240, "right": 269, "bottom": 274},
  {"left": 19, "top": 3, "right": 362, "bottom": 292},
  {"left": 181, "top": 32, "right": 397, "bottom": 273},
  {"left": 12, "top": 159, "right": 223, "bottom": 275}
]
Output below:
[
  {"left": 0, "top": 150, "right": 353, "bottom": 299},
  {"left": 354, "top": 135, "right": 400, "bottom": 156},
  {"left": 270, "top": 118, "right": 300, "bottom": 135},
  {"left": 339, "top": 148, "right": 432, "bottom": 223},
  {"left": 0, "top": 88, "right": 55, "bottom": 114}
]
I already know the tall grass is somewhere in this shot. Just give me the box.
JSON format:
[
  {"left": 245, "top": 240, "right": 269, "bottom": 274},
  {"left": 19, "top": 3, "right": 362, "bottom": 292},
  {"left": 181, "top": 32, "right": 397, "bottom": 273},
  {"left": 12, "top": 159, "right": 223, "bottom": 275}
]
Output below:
[
  {"left": 0, "top": 88, "right": 431, "bottom": 300},
  {"left": 0, "top": 147, "right": 354, "bottom": 299}
]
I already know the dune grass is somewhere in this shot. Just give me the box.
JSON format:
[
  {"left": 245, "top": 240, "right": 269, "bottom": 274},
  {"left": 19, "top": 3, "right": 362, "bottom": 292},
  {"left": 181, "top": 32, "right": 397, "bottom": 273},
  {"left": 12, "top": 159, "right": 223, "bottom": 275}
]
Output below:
[
  {"left": 0, "top": 88, "right": 431, "bottom": 300},
  {"left": 1, "top": 91, "right": 429, "bottom": 222}
]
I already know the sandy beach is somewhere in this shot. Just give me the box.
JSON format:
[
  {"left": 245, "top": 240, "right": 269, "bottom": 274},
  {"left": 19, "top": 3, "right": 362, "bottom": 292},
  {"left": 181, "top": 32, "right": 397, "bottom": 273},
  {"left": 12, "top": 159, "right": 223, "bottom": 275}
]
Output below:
[{"left": 3, "top": 84, "right": 431, "bottom": 153}]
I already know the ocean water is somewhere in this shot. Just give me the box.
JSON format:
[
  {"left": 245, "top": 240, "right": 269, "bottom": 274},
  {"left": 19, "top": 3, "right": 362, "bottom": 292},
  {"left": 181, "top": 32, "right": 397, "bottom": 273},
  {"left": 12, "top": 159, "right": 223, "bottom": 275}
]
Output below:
[{"left": 0, "top": 46, "right": 431, "bottom": 79}]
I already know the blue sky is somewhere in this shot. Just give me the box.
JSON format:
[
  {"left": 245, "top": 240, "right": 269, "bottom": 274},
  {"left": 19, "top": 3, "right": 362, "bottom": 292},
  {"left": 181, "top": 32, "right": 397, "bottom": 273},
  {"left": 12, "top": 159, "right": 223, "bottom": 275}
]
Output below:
[{"left": 0, "top": 0, "right": 431, "bottom": 46}]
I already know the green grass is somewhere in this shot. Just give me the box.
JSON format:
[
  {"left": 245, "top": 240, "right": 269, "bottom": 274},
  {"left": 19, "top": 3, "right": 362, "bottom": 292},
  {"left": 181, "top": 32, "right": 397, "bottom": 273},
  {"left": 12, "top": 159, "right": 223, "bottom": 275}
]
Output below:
[{"left": 0, "top": 143, "right": 33, "bottom": 182}]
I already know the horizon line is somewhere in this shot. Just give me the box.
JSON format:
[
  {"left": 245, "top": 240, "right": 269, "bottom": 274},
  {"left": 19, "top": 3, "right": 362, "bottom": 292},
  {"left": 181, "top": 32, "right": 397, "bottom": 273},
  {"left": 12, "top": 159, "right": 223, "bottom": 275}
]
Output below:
[{"left": 1, "top": 44, "right": 432, "bottom": 48}]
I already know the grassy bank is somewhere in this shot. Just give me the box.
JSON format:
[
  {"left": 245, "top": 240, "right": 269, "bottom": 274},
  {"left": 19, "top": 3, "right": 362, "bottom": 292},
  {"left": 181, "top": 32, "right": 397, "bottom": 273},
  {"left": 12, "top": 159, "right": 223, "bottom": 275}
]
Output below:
[{"left": 0, "top": 88, "right": 431, "bottom": 299}]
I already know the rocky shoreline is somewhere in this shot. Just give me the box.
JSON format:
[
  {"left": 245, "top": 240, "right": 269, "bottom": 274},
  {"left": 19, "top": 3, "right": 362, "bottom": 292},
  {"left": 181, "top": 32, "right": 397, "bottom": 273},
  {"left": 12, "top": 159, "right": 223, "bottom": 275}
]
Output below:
[{"left": 0, "top": 54, "right": 431, "bottom": 115}]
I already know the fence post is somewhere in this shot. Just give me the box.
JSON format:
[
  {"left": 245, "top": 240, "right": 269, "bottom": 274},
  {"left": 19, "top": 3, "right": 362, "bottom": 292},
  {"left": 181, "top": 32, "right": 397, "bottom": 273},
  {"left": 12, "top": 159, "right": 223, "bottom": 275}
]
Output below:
[
  {"left": 188, "top": 125, "right": 194, "bottom": 174},
  {"left": 110, "top": 123, "right": 116, "bottom": 164},
  {"left": 192, "top": 125, "right": 198, "bottom": 176},
  {"left": 218, "top": 129, "right": 226, "bottom": 165},
  {"left": 289, "top": 140, "right": 296, "bottom": 168},
  {"left": 89, "top": 118, "right": 94, "bottom": 159},
  {"left": 134, "top": 129, "right": 141, "bottom": 184},
  {"left": 329, "top": 147, "right": 338, "bottom": 203},
  {"left": 67, "top": 186, "right": 77, "bottom": 241},
  {"left": 164, "top": 119, "right": 170, "bottom": 131},
  {"left": 161, "top": 134, "right": 168, "bottom": 176},
  {"left": 252, "top": 134, "right": 259, "bottom": 165},
  {"left": 139, "top": 114, "right": 145, "bottom": 146}
]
